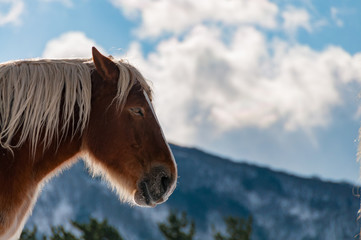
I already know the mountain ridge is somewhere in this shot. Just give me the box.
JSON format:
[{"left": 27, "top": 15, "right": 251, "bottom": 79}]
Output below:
[
  {"left": 175, "top": 144, "right": 357, "bottom": 187},
  {"left": 25, "top": 144, "right": 360, "bottom": 240}
]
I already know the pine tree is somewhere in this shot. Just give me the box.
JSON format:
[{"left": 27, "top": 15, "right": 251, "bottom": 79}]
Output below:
[
  {"left": 20, "top": 226, "right": 39, "bottom": 240},
  {"left": 50, "top": 226, "right": 78, "bottom": 240},
  {"left": 158, "top": 211, "right": 195, "bottom": 240},
  {"left": 213, "top": 216, "right": 252, "bottom": 240},
  {"left": 21, "top": 218, "right": 124, "bottom": 240},
  {"left": 72, "top": 218, "right": 124, "bottom": 240}
]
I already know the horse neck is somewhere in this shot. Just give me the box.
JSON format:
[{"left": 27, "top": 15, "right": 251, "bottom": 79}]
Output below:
[
  {"left": 31, "top": 132, "right": 84, "bottom": 183},
  {"left": 0, "top": 122, "right": 84, "bottom": 240}
]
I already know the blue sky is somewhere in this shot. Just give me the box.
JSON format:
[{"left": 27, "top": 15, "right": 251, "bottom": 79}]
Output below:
[{"left": 1, "top": 0, "right": 361, "bottom": 184}]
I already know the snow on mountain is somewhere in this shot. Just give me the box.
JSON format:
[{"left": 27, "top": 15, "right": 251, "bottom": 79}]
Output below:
[{"left": 25, "top": 144, "right": 360, "bottom": 240}]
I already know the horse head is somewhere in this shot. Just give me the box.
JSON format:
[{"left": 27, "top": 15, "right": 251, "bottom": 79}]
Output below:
[{"left": 83, "top": 47, "right": 177, "bottom": 207}]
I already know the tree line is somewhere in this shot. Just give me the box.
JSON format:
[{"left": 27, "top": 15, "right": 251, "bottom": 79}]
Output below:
[{"left": 21, "top": 211, "right": 252, "bottom": 240}]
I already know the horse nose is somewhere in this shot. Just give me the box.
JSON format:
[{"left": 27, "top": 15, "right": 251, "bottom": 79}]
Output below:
[
  {"left": 134, "top": 165, "right": 176, "bottom": 207},
  {"left": 147, "top": 166, "right": 173, "bottom": 202},
  {"left": 135, "top": 166, "right": 175, "bottom": 207}
]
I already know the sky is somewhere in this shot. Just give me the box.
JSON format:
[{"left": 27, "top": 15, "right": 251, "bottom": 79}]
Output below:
[{"left": 1, "top": 0, "right": 361, "bottom": 184}]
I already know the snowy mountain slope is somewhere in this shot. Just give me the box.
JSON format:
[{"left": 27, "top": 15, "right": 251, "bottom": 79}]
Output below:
[{"left": 25, "top": 144, "right": 360, "bottom": 240}]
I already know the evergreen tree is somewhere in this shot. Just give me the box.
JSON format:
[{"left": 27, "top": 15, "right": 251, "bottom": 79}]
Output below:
[
  {"left": 20, "top": 226, "right": 40, "bottom": 240},
  {"left": 50, "top": 226, "right": 78, "bottom": 240},
  {"left": 21, "top": 218, "right": 124, "bottom": 240},
  {"left": 213, "top": 216, "right": 252, "bottom": 240},
  {"left": 158, "top": 211, "right": 195, "bottom": 240},
  {"left": 72, "top": 218, "right": 124, "bottom": 240}
]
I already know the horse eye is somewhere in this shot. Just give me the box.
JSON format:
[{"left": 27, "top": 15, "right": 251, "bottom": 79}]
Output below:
[{"left": 129, "top": 107, "right": 144, "bottom": 117}]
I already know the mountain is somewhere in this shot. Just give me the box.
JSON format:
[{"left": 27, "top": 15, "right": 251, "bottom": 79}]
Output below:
[{"left": 25, "top": 144, "right": 360, "bottom": 240}]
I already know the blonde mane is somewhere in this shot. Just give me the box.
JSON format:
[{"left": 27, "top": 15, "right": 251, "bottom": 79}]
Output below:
[{"left": 0, "top": 58, "right": 151, "bottom": 155}]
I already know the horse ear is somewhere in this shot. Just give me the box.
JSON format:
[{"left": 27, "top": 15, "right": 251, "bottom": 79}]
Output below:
[{"left": 92, "top": 47, "right": 119, "bottom": 82}]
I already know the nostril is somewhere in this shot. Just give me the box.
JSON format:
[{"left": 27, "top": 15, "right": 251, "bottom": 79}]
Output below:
[{"left": 160, "top": 175, "right": 171, "bottom": 193}]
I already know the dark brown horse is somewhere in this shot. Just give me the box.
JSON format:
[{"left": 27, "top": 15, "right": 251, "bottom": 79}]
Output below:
[{"left": 0, "top": 47, "right": 177, "bottom": 240}]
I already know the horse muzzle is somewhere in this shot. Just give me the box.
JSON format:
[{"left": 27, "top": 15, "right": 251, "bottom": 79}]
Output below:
[{"left": 134, "top": 166, "right": 176, "bottom": 207}]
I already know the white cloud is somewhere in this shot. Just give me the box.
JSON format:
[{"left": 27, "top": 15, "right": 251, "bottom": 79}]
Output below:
[
  {"left": 282, "top": 6, "right": 312, "bottom": 36},
  {"left": 0, "top": 0, "right": 24, "bottom": 26},
  {"left": 38, "top": 2, "right": 361, "bottom": 150},
  {"left": 42, "top": 31, "right": 105, "bottom": 58},
  {"left": 110, "top": 0, "right": 278, "bottom": 38},
  {"left": 331, "top": 7, "right": 344, "bottom": 27},
  {"left": 122, "top": 25, "right": 361, "bottom": 144}
]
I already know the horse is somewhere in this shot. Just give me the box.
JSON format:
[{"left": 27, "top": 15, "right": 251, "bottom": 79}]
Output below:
[{"left": 0, "top": 47, "right": 177, "bottom": 240}]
